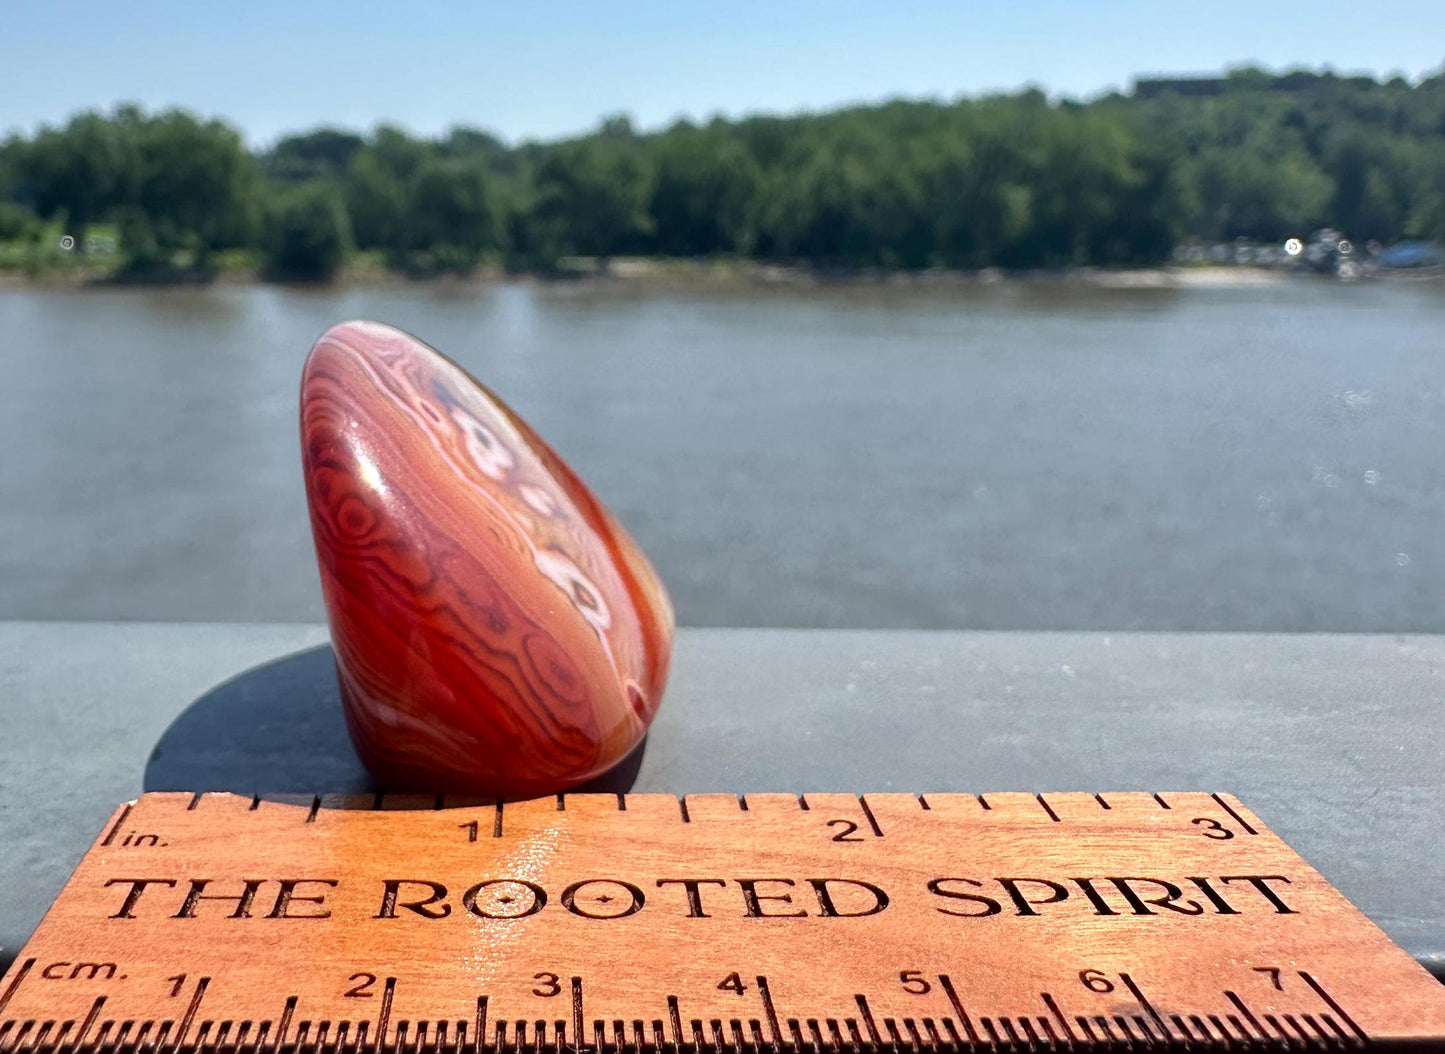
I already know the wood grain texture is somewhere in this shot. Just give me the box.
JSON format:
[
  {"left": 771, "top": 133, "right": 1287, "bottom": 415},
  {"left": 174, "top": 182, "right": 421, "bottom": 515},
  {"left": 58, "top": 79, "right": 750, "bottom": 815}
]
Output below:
[
  {"left": 301, "top": 321, "right": 673, "bottom": 797},
  {"left": 2, "top": 791, "right": 1444, "bottom": 1053}
]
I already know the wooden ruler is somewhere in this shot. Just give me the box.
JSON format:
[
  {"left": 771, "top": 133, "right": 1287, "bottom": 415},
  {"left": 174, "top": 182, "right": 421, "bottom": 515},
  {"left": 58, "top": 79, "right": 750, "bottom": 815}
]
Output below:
[{"left": 2, "top": 791, "right": 1443, "bottom": 1053}]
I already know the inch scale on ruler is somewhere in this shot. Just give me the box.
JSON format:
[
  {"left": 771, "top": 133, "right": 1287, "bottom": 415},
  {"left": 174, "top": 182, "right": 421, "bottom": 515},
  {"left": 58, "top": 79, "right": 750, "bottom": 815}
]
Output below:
[{"left": 2, "top": 791, "right": 1444, "bottom": 1053}]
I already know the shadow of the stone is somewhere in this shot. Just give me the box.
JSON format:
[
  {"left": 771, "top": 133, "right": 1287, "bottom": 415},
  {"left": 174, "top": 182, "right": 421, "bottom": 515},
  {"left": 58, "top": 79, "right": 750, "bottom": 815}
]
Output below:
[{"left": 143, "top": 644, "right": 646, "bottom": 802}]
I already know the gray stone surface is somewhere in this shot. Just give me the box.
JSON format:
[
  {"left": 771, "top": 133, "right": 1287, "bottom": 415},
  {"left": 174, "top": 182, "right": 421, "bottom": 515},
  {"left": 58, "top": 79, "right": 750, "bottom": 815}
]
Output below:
[{"left": 2, "top": 622, "right": 1443, "bottom": 977}]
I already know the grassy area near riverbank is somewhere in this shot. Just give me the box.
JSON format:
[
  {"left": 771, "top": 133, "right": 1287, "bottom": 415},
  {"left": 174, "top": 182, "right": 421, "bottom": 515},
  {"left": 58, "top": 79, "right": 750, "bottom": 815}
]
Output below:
[
  {"left": 5, "top": 221, "right": 1435, "bottom": 291},
  {"left": 0, "top": 247, "right": 1320, "bottom": 290},
  {"left": 0, "top": 220, "right": 1347, "bottom": 290}
]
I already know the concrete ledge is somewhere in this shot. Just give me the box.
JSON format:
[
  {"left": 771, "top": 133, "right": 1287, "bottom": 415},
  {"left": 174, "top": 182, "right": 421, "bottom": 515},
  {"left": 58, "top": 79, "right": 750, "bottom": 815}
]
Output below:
[{"left": 2, "top": 621, "right": 1442, "bottom": 976}]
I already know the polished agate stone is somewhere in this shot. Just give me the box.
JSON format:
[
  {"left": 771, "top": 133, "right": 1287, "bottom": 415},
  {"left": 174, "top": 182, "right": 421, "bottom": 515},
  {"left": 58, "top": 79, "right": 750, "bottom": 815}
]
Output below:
[{"left": 301, "top": 321, "right": 673, "bottom": 796}]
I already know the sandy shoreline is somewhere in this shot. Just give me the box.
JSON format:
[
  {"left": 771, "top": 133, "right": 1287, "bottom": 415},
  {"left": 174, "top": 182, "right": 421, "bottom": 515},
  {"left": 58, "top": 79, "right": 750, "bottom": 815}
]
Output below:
[{"left": 0, "top": 259, "right": 1426, "bottom": 291}]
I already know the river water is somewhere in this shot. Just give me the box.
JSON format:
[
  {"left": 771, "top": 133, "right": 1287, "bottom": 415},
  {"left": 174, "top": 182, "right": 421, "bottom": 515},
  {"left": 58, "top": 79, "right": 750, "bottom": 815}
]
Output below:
[{"left": 3, "top": 277, "right": 1443, "bottom": 629}]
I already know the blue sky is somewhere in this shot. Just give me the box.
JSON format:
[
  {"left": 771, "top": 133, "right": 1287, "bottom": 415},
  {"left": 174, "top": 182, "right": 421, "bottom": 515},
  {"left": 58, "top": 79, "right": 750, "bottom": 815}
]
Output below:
[{"left": 4, "top": 1, "right": 1442, "bottom": 146}]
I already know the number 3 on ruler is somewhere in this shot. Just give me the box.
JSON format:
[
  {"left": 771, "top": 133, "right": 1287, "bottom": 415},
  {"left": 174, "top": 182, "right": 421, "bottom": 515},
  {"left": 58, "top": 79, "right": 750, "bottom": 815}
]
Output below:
[{"left": 1192, "top": 817, "right": 1235, "bottom": 839}]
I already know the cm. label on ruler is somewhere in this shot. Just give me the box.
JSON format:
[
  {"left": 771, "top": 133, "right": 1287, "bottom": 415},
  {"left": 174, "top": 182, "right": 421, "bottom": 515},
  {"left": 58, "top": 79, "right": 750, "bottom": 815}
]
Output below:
[{"left": 3, "top": 790, "right": 1445, "bottom": 1053}]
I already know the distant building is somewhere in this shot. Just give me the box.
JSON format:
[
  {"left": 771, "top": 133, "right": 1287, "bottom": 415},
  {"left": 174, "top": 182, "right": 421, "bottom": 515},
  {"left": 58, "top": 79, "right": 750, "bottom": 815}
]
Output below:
[
  {"left": 1133, "top": 77, "right": 1227, "bottom": 99},
  {"left": 1133, "top": 70, "right": 1381, "bottom": 100}
]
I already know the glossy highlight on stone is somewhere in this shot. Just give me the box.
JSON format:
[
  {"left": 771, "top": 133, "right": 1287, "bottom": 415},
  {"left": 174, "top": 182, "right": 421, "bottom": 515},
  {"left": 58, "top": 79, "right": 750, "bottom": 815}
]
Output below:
[{"left": 301, "top": 321, "right": 673, "bottom": 797}]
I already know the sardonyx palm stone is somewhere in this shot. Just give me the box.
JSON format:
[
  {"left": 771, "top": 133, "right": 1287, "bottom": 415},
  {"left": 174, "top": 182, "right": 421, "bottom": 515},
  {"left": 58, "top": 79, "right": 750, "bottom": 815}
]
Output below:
[{"left": 301, "top": 321, "right": 673, "bottom": 797}]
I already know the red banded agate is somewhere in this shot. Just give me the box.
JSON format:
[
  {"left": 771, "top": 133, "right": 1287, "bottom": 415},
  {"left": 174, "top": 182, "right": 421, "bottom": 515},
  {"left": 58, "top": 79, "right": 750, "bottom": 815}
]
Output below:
[{"left": 301, "top": 321, "right": 673, "bottom": 796}]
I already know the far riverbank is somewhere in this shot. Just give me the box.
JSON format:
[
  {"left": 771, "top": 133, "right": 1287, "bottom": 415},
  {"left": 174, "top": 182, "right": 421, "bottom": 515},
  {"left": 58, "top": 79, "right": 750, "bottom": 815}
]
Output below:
[{"left": 3, "top": 256, "right": 1422, "bottom": 292}]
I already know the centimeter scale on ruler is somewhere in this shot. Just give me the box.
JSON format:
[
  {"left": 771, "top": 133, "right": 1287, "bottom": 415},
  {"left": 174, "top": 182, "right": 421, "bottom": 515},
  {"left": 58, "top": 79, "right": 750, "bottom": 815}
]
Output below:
[{"left": 2, "top": 790, "right": 1445, "bottom": 1053}]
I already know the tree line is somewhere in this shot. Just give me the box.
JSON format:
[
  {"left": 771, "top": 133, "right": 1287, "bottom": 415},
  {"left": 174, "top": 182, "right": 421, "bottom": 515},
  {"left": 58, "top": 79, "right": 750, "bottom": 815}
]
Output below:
[{"left": 1, "top": 66, "right": 1443, "bottom": 281}]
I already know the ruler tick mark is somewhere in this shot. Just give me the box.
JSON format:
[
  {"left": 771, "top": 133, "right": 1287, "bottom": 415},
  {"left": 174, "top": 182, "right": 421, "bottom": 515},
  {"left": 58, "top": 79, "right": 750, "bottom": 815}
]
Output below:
[
  {"left": 570, "top": 977, "right": 583, "bottom": 1052},
  {"left": 1153, "top": 792, "right": 1172, "bottom": 809},
  {"left": 1299, "top": 971, "right": 1368, "bottom": 1041},
  {"left": 981, "top": 1016, "right": 1002, "bottom": 1045},
  {"left": 1210, "top": 793, "right": 1258, "bottom": 835},
  {"left": 1206, "top": 1015, "right": 1231, "bottom": 1041},
  {"left": 1040, "top": 993, "right": 1075, "bottom": 1042},
  {"left": 75, "top": 998, "right": 105, "bottom": 1048},
  {"left": 97, "top": 804, "right": 131, "bottom": 846},
  {"left": 976, "top": 793, "right": 991, "bottom": 811},
  {"left": 677, "top": 796, "right": 690, "bottom": 823},
  {"left": 0, "top": 958, "right": 35, "bottom": 1015},
  {"left": 1283, "top": 1012, "right": 1311, "bottom": 1040},
  {"left": 175, "top": 976, "right": 209, "bottom": 1048},
  {"left": 858, "top": 796, "right": 884, "bottom": 837},
  {"left": 1036, "top": 793, "right": 1061, "bottom": 822},
  {"left": 1168, "top": 1013, "right": 1192, "bottom": 1040},
  {"left": 796, "top": 794, "right": 809, "bottom": 811},
  {"left": 1300, "top": 1012, "right": 1331, "bottom": 1041},
  {"left": 854, "top": 995, "right": 880, "bottom": 1046},
  {"left": 666, "top": 995, "right": 684, "bottom": 1048},
  {"left": 921, "top": 1017, "right": 942, "bottom": 1045},
  {"left": 1093, "top": 792, "right": 1111, "bottom": 810},
  {"left": 1036, "top": 1016, "right": 1061, "bottom": 1045},
  {"left": 277, "top": 995, "right": 297, "bottom": 1045},
  {"left": 377, "top": 976, "right": 395, "bottom": 1046},
  {"left": 1224, "top": 992, "right": 1265, "bottom": 1040},
  {"left": 916, "top": 793, "right": 931, "bottom": 810},
  {"left": 938, "top": 974, "right": 979, "bottom": 1044},
  {"left": 305, "top": 795, "right": 320, "bottom": 823},
  {"left": 1222, "top": 1013, "right": 1249, "bottom": 1041},
  {"left": 493, "top": 800, "right": 503, "bottom": 838},
  {"left": 756, "top": 977, "right": 782, "bottom": 1051},
  {"left": 1120, "top": 973, "right": 1170, "bottom": 1042}
]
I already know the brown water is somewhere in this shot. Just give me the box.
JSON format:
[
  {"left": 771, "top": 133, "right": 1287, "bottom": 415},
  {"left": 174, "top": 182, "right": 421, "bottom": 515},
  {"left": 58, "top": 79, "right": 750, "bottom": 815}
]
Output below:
[{"left": 3, "top": 278, "right": 1443, "bottom": 629}]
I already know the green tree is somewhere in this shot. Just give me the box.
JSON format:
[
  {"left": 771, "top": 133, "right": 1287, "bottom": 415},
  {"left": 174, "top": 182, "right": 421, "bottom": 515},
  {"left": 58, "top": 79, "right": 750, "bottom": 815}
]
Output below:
[
  {"left": 131, "top": 110, "right": 257, "bottom": 272},
  {"left": 927, "top": 141, "right": 1031, "bottom": 268},
  {"left": 343, "top": 125, "right": 428, "bottom": 258},
  {"left": 264, "top": 128, "right": 365, "bottom": 182},
  {"left": 1405, "top": 141, "right": 1445, "bottom": 240},
  {"left": 262, "top": 182, "right": 351, "bottom": 281},
  {"left": 345, "top": 148, "right": 408, "bottom": 251},
  {"left": 1324, "top": 133, "right": 1413, "bottom": 241},
  {"left": 439, "top": 126, "right": 512, "bottom": 171},
  {"left": 403, "top": 156, "right": 499, "bottom": 273},
  {"left": 648, "top": 125, "right": 762, "bottom": 255},
  {"left": 1193, "top": 148, "right": 1332, "bottom": 240},
  {"left": 370, "top": 125, "right": 427, "bottom": 183},
  {"left": 23, "top": 110, "right": 137, "bottom": 250},
  {"left": 535, "top": 121, "right": 654, "bottom": 264}
]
